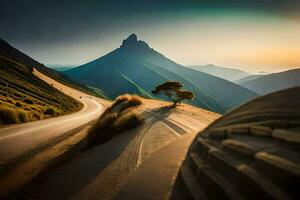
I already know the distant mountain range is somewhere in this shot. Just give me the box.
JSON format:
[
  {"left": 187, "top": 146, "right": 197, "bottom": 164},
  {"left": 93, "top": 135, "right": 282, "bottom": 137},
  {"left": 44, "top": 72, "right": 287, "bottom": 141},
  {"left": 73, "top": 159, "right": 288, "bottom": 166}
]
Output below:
[
  {"left": 188, "top": 64, "right": 251, "bottom": 82},
  {"left": 202, "top": 63, "right": 300, "bottom": 95},
  {"left": 65, "top": 34, "right": 257, "bottom": 114},
  {"left": 237, "top": 68, "right": 300, "bottom": 95},
  {"left": 235, "top": 75, "right": 264, "bottom": 84}
]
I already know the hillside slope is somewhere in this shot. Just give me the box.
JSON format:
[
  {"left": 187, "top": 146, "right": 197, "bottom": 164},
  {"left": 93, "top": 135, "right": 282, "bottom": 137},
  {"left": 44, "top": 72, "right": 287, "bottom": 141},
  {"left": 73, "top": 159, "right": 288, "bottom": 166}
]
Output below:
[
  {"left": 188, "top": 64, "right": 251, "bottom": 82},
  {"left": 0, "top": 39, "right": 83, "bottom": 124},
  {"left": 0, "top": 38, "right": 104, "bottom": 99},
  {"left": 239, "top": 68, "right": 300, "bottom": 94},
  {"left": 65, "top": 34, "right": 257, "bottom": 114}
]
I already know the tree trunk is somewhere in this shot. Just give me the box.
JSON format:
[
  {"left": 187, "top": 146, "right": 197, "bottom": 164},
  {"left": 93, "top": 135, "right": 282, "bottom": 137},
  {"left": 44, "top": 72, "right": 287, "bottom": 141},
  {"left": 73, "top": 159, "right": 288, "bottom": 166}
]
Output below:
[{"left": 172, "top": 100, "right": 179, "bottom": 107}]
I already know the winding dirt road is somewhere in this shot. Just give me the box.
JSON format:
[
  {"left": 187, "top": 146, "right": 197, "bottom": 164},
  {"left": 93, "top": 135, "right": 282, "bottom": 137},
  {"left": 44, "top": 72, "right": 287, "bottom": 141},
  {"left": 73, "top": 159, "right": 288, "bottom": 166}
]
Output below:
[
  {"left": 0, "top": 69, "right": 219, "bottom": 199},
  {"left": 0, "top": 69, "right": 106, "bottom": 196},
  {"left": 0, "top": 97, "right": 103, "bottom": 167},
  {"left": 23, "top": 100, "right": 219, "bottom": 200}
]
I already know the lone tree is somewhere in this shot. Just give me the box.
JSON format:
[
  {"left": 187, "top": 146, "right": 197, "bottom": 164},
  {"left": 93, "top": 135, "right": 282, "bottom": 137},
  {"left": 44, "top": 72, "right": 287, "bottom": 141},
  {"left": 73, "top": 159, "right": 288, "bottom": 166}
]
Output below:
[{"left": 152, "top": 81, "right": 194, "bottom": 106}]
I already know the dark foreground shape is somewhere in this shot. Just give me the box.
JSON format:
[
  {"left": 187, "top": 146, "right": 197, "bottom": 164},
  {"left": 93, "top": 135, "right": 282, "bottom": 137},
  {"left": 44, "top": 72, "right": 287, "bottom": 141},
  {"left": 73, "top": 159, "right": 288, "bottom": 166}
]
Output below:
[{"left": 173, "top": 87, "right": 300, "bottom": 200}]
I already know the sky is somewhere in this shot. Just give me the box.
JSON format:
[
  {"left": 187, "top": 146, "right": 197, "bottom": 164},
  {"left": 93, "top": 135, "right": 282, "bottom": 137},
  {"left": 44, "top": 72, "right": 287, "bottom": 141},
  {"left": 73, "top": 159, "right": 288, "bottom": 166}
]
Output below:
[{"left": 1, "top": 0, "right": 300, "bottom": 74}]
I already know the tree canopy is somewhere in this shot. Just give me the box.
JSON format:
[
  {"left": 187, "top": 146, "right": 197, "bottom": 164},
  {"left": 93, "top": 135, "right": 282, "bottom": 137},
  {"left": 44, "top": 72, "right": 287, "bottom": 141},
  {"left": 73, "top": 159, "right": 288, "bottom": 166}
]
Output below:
[{"left": 152, "top": 81, "right": 194, "bottom": 106}]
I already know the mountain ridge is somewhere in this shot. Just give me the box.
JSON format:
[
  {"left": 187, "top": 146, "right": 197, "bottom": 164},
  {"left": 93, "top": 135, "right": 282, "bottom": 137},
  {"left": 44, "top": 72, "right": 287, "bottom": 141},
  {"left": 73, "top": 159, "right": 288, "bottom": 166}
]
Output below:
[
  {"left": 239, "top": 68, "right": 300, "bottom": 94},
  {"left": 65, "top": 34, "right": 258, "bottom": 114},
  {"left": 188, "top": 64, "right": 252, "bottom": 82}
]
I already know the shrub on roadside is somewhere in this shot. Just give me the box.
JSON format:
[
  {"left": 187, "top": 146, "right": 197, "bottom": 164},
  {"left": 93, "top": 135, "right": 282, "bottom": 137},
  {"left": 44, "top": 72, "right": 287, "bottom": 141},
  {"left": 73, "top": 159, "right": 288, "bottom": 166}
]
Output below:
[
  {"left": 115, "top": 94, "right": 131, "bottom": 104},
  {"left": 18, "top": 109, "right": 31, "bottom": 122},
  {"left": 88, "top": 113, "right": 118, "bottom": 145},
  {"left": 112, "top": 111, "right": 141, "bottom": 131},
  {"left": 0, "top": 106, "right": 18, "bottom": 124},
  {"left": 120, "top": 95, "right": 143, "bottom": 112},
  {"left": 87, "top": 110, "right": 142, "bottom": 147},
  {"left": 44, "top": 107, "right": 57, "bottom": 116},
  {"left": 32, "top": 111, "right": 43, "bottom": 120},
  {"left": 111, "top": 94, "right": 143, "bottom": 113},
  {"left": 110, "top": 94, "right": 131, "bottom": 109},
  {"left": 86, "top": 94, "right": 143, "bottom": 148},
  {"left": 0, "top": 106, "right": 38, "bottom": 124}
]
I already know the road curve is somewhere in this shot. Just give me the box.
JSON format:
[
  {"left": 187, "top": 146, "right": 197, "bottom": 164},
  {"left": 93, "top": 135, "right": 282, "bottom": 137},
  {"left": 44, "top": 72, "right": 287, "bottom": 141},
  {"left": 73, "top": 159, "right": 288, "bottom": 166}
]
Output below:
[
  {"left": 0, "top": 69, "right": 106, "bottom": 168},
  {"left": 0, "top": 97, "right": 104, "bottom": 166}
]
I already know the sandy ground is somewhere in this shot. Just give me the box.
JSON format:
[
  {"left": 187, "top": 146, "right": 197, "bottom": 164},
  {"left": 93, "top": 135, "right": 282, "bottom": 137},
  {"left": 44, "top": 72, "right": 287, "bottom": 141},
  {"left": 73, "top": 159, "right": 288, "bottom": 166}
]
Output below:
[
  {"left": 24, "top": 99, "right": 220, "bottom": 200},
  {"left": 33, "top": 68, "right": 110, "bottom": 106},
  {"left": 33, "top": 68, "right": 87, "bottom": 101},
  {"left": 116, "top": 133, "right": 197, "bottom": 200},
  {"left": 0, "top": 124, "right": 91, "bottom": 197}
]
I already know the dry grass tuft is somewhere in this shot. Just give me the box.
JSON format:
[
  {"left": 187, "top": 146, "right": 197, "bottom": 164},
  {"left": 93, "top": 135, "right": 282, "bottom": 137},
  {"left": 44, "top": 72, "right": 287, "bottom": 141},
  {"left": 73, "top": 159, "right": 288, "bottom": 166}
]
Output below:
[
  {"left": 0, "top": 106, "right": 18, "bottom": 124},
  {"left": 43, "top": 107, "right": 60, "bottom": 117},
  {"left": 111, "top": 94, "right": 143, "bottom": 113},
  {"left": 112, "top": 111, "right": 141, "bottom": 131},
  {"left": 32, "top": 111, "right": 43, "bottom": 120},
  {"left": 110, "top": 94, "right": 131, "bottom": 109},
  {"left": 115, "top": 94, "right": 132, "bottom": 103},
  {"left": 87, "top": 113, "right": 118, "bottom": 144},
  {"left": 87, "top": 94, "right": 143, "bottom": 148},
  {"left": 18, "top": 109, "right": 31, "bottom": 122},
  {"left": 0, "top": 106, "right": 34, "bottom": 124},
  {"left": 123, "top": 94, "right": 143, "bottom": 108}
]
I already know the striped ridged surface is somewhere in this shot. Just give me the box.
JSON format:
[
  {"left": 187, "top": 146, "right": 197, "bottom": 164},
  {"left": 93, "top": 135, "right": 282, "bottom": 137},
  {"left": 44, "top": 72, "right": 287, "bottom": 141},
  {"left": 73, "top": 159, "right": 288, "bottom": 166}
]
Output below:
[{"left": 176, "top": 88, "right": 300, "bottom": 200}]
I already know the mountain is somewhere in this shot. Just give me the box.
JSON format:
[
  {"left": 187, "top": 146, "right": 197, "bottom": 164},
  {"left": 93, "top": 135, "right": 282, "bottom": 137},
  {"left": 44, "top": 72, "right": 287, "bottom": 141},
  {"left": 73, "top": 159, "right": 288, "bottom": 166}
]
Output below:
[
  {"left": 188, "top": 64, "right": 251, "bottom": 82},
  {"left": 0, "top": 38, "right": 82, "bottom": 123},
  {"left": 235, "top": 74, "right": 263, "bottom": 84},
  {"left": 65, "top": 34, "right": 257, "bottom": 114},
  {"left": 238, "top": 68, "right": 300, "bottom": 94}
]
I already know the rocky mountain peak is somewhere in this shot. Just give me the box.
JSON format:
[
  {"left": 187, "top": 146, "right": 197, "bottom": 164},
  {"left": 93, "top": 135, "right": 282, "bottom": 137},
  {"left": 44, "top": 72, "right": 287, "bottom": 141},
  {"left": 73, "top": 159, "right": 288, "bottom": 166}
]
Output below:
[{"left": 120, "top": 34, "right": 150, "bottom": 52}]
